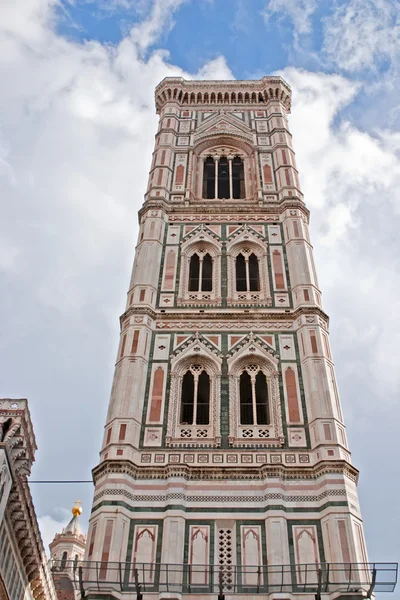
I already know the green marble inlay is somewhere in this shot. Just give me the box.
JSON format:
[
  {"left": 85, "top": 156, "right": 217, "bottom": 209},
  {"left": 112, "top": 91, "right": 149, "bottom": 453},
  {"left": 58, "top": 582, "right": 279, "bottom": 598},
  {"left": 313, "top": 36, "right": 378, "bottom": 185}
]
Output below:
[
  {"left": 287, "top": 518, "right": 326, "bottom": 593},
  {"left": 92, "top": 500, "right": 348, "bottom": 515}
]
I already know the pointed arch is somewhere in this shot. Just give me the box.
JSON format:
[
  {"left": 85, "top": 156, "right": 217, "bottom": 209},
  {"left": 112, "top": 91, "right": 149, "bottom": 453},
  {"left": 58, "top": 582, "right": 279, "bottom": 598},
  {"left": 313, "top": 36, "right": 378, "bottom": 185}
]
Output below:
[
  {"left": 178, "top": 233, "right": 221, "bottom": 304},
  {"left": 227, "top": 344, "right": 282, "bottom": 443},
  {"left": 168, "top": 345, "right": 222, "bottom": 446}
]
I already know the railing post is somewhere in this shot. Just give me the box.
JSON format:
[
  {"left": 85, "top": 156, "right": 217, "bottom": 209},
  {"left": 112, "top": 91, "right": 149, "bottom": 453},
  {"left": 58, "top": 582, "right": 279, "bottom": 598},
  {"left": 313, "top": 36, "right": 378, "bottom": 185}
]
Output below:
[
  {"left": 119, "top": 562, "right": 123, "bottom": 591},
  {"left": 134, "top": 568, "right": 143, "bottom": 600},
  {"left": 347, "top": 563, "right": 353, "bottom": 592},
  {"left": 323, "top": 563, "right": 330, "bottom": 593},
  {"left": 218, "top": 567, "right": 224, "bottom": 600},
  {"left": 367, "top": 566, "right": 377, "bottom": 599},
  {"left": 95, "top": 561, "right": 100, "bottom": 591},
  {"left": 78, "top": 565, "right": 85, "bottom": 599},
  {"left": 316, "top": 566, "right": 322, "bottom": 600}
]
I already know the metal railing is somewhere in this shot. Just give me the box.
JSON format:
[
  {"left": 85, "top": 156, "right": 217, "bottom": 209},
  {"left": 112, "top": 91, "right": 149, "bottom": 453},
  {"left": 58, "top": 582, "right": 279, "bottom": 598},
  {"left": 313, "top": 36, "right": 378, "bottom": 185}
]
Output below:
[{"left": 50, "top": 560, "right": 398, "bottom": 597}]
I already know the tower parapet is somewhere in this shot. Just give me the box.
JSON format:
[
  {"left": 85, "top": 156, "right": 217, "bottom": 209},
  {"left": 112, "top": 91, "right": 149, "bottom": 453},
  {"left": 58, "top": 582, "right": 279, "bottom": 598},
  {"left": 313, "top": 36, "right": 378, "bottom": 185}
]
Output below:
[{"left": 155, "top": 76, "right": 292, "bottom": 113}]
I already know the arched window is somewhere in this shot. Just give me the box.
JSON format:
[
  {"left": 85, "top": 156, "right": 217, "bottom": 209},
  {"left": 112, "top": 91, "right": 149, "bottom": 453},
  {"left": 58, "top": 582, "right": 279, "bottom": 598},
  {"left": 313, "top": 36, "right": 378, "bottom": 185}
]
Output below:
[
  {"left": 73, "top": 554, "right": 79, "bottom": 571},
  {"left": 202, "top": 253, "right": 213, "bottom": 291},
  {"left": 203, "top": 157, "right": 215, "bottom": 199},
  {"left": 239, "top": 367, "right": 269, "bottom": 425},
  {"left": 180, "top": 366, "right": 210, "bottom": 425},
  {"left": 188, "top": 253, "right": 213, "bottom": 292},
  {"left": 218, "top": 157, "right": 229, "bottom": 199},
  {"left": 60, "top": 551, "right": 68, "bottom": 570},
  {"left": 232, "top": 156, "right": 244, "bottom": 199},
  {"left": 236, "top": 252, "right": 260, "bottom": 292},
  {"left": 189, "top": 253, "right": 200, "bottom": 291},
  {"left": 203, "top": 155, "right": 245, "bottom": 199}
]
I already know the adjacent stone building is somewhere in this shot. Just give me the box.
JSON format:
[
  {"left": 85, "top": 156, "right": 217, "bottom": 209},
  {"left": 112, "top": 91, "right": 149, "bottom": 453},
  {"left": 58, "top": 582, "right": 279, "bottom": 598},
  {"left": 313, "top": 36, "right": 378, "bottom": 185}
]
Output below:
[
  {"left": 80, "top": 77, "right": 397, "bottom": 599},
  {"left": 49, "top": 503, "right": 86, "bottom": 600},
  {"left": 0, "top": 398, "right": 56, "bottom": 600}
]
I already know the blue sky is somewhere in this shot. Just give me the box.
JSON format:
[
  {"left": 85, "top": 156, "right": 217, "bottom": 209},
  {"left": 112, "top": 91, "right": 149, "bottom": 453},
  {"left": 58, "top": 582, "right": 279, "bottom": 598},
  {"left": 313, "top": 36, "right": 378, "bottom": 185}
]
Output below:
[{"left": 1, "top": 0, "right": 400, "bottom": 580}]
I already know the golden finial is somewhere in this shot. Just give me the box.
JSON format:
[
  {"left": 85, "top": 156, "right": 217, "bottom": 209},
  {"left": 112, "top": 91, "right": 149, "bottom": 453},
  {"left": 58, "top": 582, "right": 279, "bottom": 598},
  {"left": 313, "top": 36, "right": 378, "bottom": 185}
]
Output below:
[{"left": 72, "top": 500, "right": 82, "bottom": 517}]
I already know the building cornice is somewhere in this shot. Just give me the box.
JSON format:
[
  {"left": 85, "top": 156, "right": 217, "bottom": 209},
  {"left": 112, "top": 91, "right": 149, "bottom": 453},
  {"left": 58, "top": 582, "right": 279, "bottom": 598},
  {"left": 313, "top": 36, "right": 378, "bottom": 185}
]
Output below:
[
  {"left": 92, "top": 458, "right": 359, "bottom": 485},
  {"left": 155, "top": 77, "right": 292, "bottom": 113},
  {"left": 119, "top": 305, "right": 330, "bottom": 331},
  {"left": 138, "top": 198, "right": 310, "bottom": 223}
]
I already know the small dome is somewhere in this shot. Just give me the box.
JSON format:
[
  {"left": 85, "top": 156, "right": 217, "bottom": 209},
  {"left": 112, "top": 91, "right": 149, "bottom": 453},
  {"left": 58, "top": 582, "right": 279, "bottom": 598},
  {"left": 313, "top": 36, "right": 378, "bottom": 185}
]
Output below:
[{"left": 62, "top": 502, "right": 83, "bottom": 536}]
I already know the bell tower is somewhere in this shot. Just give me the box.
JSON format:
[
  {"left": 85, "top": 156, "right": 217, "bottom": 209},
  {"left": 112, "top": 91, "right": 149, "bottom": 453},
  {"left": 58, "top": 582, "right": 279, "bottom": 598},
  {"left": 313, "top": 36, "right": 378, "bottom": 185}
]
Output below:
[{"left": 82, "top": 77, "right": 397, "bottom": 599}]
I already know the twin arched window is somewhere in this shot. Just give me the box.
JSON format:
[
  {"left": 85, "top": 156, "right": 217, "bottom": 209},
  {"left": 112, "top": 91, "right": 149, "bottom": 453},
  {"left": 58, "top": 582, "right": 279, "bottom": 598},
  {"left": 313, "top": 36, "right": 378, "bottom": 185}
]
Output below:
[
  {"left": 189, "top": 252, "right": 213, "bottom": 291},
  {"left": 187, "top": 250, "right": 261, "bottom": 294},
  {"left": 180, "top": 366, "right": 210, "bottom": 425},
  {"left": 203, "top": 156, "right": 245, "bottom": 199},
  {"left": 239, "top": 366, "right": 270, "bottom": 425},
  {"left": 179, "top": 363, "right": 270, "bottom": 428},
  {"left": 236, "top": 252, "right": 260, "bottom": 292}
]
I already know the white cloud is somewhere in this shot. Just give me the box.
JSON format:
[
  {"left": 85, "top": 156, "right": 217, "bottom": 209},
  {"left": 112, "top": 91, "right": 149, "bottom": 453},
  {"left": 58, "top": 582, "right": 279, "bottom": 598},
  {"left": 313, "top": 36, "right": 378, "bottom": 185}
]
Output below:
[
  {"left": 0, "top": 0, "right": 237, "bottom": 551},
  {"left": 195, "top": 55, "right": 234, "bottom": 80},
  {"left": 263, "top": 0, "right": 318, "bottom": 35},
  {"left": 278, "top": 68, "right": 400, "bottom": 407},
  {"left": 323, "top": 0, "right": 400, "bottom": 72},
  {"left": 38, "top": 509, "right": 71, "bottom": 555},
  {"left": 130, "top": 0, "right": 188, "bottom": 54},
  {"left": 0, "top": 238, "right": 19, "bottom": 271}
]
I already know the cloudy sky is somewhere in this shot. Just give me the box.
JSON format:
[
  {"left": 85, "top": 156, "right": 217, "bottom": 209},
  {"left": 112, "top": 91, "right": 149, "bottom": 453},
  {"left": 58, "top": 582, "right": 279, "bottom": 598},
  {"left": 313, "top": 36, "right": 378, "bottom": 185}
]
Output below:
[{"left": 1, "top": 0, "right": 399, "bottom": 570}]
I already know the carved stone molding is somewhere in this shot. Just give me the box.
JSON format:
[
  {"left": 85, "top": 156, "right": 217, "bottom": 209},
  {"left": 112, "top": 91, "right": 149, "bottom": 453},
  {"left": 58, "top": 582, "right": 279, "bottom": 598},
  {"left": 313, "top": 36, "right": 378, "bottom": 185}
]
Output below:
[
  {"left": 166, "top": 337, "right": 222, "bottom": 448},
  {"left": 92, "top": 458, "right": 359, "bottom": 485},
  {"left": 227, "top": 337, "right": 283, "bottom": 447},
  {"left": 155, "top": 76, "right": 292, "bottom": 113}
]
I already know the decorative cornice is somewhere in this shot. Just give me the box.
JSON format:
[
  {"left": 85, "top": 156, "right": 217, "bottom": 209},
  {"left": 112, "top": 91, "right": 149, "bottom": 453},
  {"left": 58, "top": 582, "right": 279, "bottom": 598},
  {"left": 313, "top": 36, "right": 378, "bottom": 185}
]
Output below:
[
  {"left": 138, "top": 198, "right": 310, "bottom": 223},
  {"left": 119, "top": 306, "right": 330, "bottom": 332},
  {"left": 155, "top": 77, "right": 292, "bottom": 113},
  {"left": 92, "top": 458, "right": 359, "bottom": 484}
]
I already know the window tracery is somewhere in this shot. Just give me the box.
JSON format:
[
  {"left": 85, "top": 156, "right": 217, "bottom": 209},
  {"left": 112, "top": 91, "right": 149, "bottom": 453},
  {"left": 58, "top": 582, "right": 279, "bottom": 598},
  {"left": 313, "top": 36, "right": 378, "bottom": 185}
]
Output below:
[
  {"left": 202, "top": 154, "right": 245, "bottom": 199},
  {"left": 239, "top": 365, "right": 269, "bottom": 425},
  {"left": 227, "top": 238, "right": 271, "bottom": 305},
  {"left": 167, "top": 348, "right": 221, "bottom": 448},
  {"left": 180, "top": 365, "right": 210, "bottom": 426},
  {"left": 228, "top": 347, "right": 283, "bottom": 446},
  {"left": 188, "top": 252, "right": 213, "bottom": 292},
  {"left": 178, "top": 236, "right": 221, "bottom": 305},
  {"left": 236, "top": 251, "right": 260, "bottom": 292}
]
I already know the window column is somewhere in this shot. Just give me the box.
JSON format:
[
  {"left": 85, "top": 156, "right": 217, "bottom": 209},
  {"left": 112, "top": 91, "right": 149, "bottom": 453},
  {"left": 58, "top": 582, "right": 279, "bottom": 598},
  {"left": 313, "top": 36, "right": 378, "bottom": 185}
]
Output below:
[
  {"left": 214, "top": 155, "right": 219, "bottom": 199},
  {"left": 198, "top": 254, "right": 204, "bottom": 292},
  {"left": 250, "top": 372, "right": 258, "bottom": 425},
  {"left": 228, "top": 155, "right": 233, "bottom": 199},
  {"left": 245, "top": 255, "right": 250, "bottom": 291},
  {"left": 192, "top": 373, "right": 199, "bottom": 425}
]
